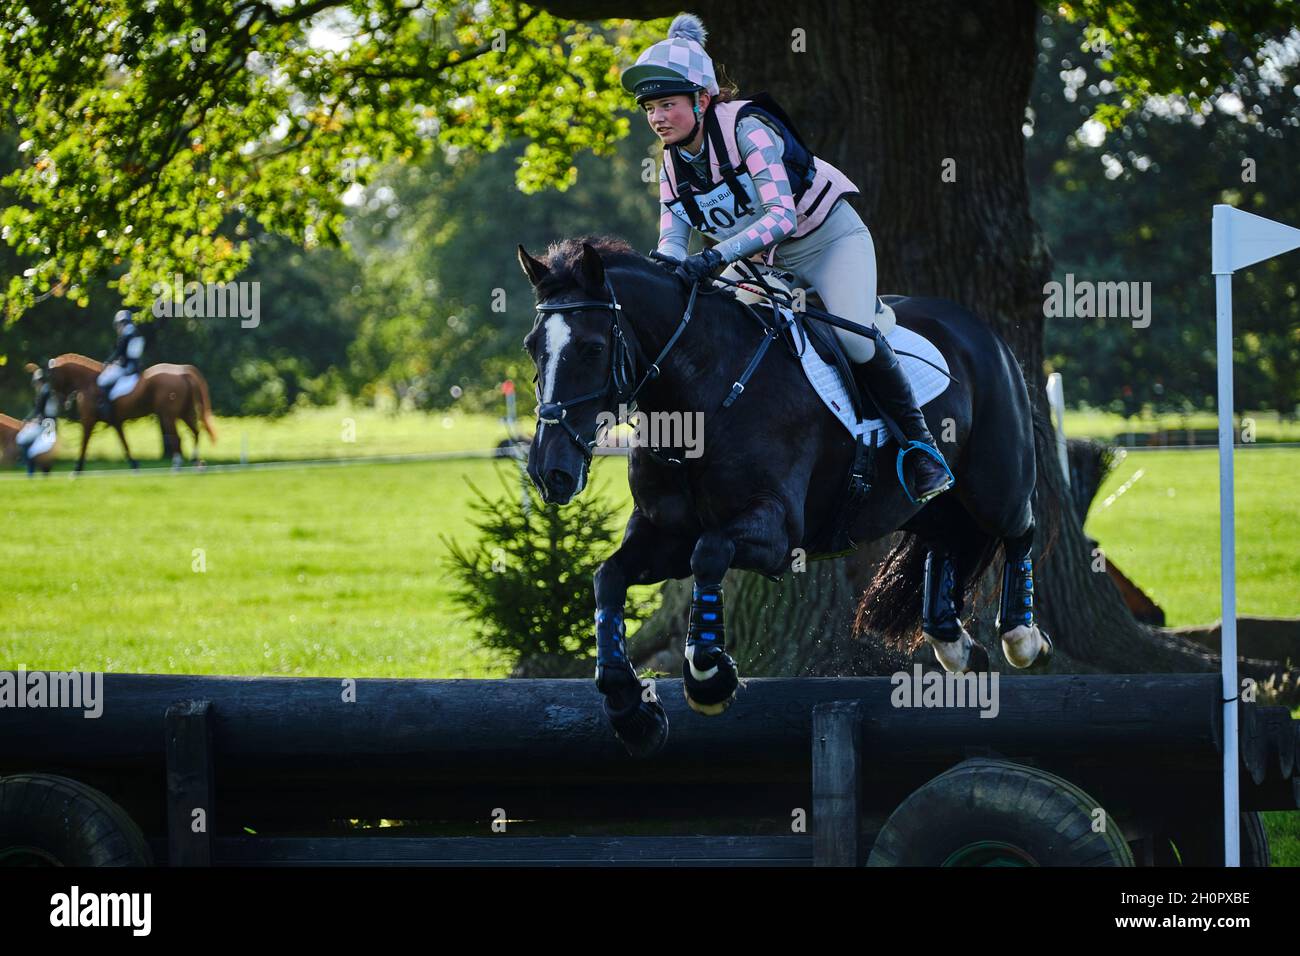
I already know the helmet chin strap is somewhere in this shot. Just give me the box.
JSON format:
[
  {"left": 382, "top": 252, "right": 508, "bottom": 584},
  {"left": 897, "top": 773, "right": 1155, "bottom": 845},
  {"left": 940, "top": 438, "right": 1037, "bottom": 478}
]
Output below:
[{"left": 668, "top": 91, "right": 704, "bottom": 148}]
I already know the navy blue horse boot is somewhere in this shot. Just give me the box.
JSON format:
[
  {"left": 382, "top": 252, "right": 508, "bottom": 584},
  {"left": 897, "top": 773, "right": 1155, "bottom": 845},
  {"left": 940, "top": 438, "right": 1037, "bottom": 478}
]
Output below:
[
  {"left": 682, "top": 584, "right": 739, "bottom": 715},
  {"left": 997, "top": 528, "right": 1053, "bottom": 669},
  {"left": 595, "top": 606, "right": 668, "bottom": 758},
  {"left": 921, "top": 549, "right": 989, "bottom": 673}
]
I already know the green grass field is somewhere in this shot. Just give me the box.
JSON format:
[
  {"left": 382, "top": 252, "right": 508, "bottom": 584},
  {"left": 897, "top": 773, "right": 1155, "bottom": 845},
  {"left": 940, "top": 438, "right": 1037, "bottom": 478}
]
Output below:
[
  {"left": 5, "top": 447, "right": 1291, "bottom": 673},
  {"left": 27, "top": 404, "right": 1299, "bottom": 469},
  {"left": 1084, "top": 447, "right": 1299, "bottom": 626},
  {"left": 41, "top": 405, "right": 517, "bottom": 466},
  {"left": 1, "top": 457, "right": 631, "bottom": 677}
]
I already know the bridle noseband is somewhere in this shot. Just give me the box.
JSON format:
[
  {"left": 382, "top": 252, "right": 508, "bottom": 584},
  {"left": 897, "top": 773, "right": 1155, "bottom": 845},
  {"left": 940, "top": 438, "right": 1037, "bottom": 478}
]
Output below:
[
  {"left": 532, "top": 278, "right": 635, "bottom": 464},
  {"left": 532, "top": 277, "right": 701, "bottom": 465}
]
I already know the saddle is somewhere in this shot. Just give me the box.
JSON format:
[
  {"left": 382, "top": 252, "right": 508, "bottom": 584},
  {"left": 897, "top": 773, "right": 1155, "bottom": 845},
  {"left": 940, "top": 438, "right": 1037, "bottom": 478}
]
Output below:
[{"left": 720, "top": 265, "right": 884, "bottom": 556}]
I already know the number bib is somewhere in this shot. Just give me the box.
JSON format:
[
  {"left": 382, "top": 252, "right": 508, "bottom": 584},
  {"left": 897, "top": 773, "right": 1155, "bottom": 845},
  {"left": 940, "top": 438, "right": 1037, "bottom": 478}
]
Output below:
[{"left": 666, "top": 172, "right": 766, "bottom": 242}]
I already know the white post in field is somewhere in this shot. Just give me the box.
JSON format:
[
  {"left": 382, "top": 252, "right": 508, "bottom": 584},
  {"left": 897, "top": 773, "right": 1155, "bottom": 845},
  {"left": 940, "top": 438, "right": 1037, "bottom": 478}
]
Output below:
[{"left": 1209, "top": 204, "right": 1300, "bottom": 866}]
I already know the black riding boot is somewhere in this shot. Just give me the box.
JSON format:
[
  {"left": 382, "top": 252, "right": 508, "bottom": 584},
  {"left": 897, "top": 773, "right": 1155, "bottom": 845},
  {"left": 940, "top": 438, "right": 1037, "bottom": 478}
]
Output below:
[
  {"left": 861, "top": 334, "right": 953, "bottom": 503},
  {"left": 96, "top": 388, "right": 115, "bottom": 425}
]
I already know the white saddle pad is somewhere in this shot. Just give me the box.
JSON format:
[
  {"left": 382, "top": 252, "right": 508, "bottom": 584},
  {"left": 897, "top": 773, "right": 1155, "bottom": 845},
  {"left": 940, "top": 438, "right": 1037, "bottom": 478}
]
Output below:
[
  {"left": 109, "top": 373, "right": 140, "bottom": 401},
  {"left": 790, "top": 308, "right": 951, "bottom": 446}
]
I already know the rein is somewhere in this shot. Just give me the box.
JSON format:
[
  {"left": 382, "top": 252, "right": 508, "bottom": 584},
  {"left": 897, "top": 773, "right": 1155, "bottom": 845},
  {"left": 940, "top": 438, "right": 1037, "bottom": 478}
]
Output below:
[{"left": 531, "top": 267, "right": 783, "bottom": 469}]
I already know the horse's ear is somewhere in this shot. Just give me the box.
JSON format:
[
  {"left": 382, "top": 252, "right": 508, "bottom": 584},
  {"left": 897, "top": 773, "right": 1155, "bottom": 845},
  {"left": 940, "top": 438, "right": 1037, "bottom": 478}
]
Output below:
[
  {"left": 579, "top": 242, "right": 605, "bottom": 292},
  {"left": 517, "top": 245, "right": 549, "bottom": 288}
]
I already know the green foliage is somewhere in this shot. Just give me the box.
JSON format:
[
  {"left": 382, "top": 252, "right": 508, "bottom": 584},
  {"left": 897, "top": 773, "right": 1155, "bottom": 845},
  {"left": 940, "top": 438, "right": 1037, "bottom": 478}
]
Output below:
[
  {"left": 1028, "top": 10, "right": 1300, "bottom": 415},
  {"left": 0, "top": 2, "right": 664, "bottom": 321},
  {"left": 341, "top": 125, "right": 658, "bottom": 413},
  {"left": 1052, "top": 1, "right": 1298, "bottom": 129},
  {"left": 440, "top": 463, "right": 639, "bottom": 676}
]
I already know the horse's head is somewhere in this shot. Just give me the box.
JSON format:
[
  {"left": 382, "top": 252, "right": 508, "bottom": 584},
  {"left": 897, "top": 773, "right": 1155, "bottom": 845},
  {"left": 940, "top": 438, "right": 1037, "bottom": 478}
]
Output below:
[
  {"left": 40, "top": 354, "right": 97, "bottom": 399},
  {"left": 518, "top": 239, "right": 642, "bottom": 505},
  {"left": 24, "top": 362, "right": 45, "bottom": 393}
]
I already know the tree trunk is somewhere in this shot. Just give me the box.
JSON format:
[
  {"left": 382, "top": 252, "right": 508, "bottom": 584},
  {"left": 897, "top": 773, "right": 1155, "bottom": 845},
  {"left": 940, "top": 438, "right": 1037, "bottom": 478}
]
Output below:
[{"left": 540, "top": 0, "right": 1247, "bottom": 679}]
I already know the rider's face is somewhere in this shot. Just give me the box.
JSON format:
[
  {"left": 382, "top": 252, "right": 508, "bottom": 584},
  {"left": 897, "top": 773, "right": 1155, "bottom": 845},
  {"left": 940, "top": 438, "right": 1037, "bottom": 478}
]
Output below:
[{"left": 642, "top": 94, "right": 707, "bottom": 144}]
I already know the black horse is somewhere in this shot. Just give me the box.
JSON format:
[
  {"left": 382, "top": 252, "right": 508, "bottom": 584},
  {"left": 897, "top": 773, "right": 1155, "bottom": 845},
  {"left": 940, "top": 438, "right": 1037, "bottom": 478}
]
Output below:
[{"left": 519, "top": 237, "right": 1051, "bottom": 757}]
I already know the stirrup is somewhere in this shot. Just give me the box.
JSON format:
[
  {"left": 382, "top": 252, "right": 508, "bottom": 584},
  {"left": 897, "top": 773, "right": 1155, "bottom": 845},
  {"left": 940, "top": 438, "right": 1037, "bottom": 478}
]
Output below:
[{"left": 896, "top": 440, "right": 954, "bottom": 505}]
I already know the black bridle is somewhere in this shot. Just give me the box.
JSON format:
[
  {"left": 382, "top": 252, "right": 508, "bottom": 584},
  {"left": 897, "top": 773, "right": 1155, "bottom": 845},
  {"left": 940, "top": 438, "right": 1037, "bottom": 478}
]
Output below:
[{"left": 532, "top": 276, "right": 702, "bottom": 465}]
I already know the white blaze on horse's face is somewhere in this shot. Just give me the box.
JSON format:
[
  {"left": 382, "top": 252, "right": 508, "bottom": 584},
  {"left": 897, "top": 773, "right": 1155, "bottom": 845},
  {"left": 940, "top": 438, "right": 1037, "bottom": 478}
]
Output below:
[
  {"left": 534, "top": 311, "right": 593, "bottom": 500},
  {"left": 539, "top": 313, "right": 571, "bottom": 408},
  {"left": 534, "top": 313, "right": 570, "bottom": 464}
]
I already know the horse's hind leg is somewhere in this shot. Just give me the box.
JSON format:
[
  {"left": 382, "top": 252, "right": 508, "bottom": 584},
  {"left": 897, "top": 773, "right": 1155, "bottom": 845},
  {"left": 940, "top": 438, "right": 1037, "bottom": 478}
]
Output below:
[
  {"left": 683, "top": 497, "right": 791, "bottom": 716},
  {"left": 998, "top": 521, "right": 1053, "bottom": 668},
  {"left": 180, "top": 401, "right": 202, "bottom": 465},
  {"left": 922, "top": 546, "right": 990, "bottom": 674},
  {"left": 593, "top": 509, "right": 694, "bottom": 758},
  {"left": 159, "top": 413, "right": 182, "bottom": 469}
]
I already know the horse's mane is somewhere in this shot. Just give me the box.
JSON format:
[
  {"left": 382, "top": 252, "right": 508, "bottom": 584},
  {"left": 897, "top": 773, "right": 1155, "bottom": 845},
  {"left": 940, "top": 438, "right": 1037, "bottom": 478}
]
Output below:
[
  {"left": 50, "top": 353, "right": 102, "bottom": 371},
  {"left": 534, "top": 235, "right": 654, "bottom": 300},
  {"left": 0, "top": 413, "right": 21, "bottom": 431}
]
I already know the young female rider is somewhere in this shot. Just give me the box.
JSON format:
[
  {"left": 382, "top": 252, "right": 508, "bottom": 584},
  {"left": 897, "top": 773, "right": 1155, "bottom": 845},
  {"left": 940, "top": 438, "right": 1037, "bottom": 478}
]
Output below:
[{"left": 620, "top": 13, "right": 952, "bottom": 503}]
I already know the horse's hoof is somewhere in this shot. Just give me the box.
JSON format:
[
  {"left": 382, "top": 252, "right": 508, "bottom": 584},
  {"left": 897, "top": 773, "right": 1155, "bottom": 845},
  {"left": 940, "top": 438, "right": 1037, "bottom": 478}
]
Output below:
[
  {"left": 964, "top": 639, "right": 991, "bottom": 674},
  {"left": 603, "top": 695, "right": 668, "bottom": 759},
  {"left": 685, "top": 693, "right": 733, "bottom": 716},
  {"left": 1033, "top": 629, "right": 1053, "bottom": 668},
  {"left": 682, "top": 653, "right": 738, "bottom": 716},
  {"left": 1001, "top": 624, "right": 1051, "bottom": 669},
  {"left": 926, "top": 630, "right": 980, "bottom": 674}
]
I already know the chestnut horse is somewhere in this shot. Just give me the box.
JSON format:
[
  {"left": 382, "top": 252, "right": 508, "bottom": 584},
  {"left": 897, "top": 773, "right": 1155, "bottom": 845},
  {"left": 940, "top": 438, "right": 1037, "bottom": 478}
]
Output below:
[{"left": 33, "top": 355, "right": 217, "bottom": 471}]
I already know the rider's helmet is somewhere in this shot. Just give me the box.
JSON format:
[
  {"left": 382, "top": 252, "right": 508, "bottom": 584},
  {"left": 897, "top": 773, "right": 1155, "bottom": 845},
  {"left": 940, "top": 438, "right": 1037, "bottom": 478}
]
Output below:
[
  {"left": 620, "top": 14, "right": 719, "bottom": 144},
  {"left": 112, "top": 308, "right": 134, "bottom": 334}
]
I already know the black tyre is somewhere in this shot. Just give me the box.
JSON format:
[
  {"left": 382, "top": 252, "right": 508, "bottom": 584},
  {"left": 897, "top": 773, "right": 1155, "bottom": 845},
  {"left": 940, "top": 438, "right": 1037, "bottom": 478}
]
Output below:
[
  {"left": 867, "top": 758, "right": 1135, "bottom": 867},
  {"left": 0, "top": 774, "right": 153, "bottom": 867}
]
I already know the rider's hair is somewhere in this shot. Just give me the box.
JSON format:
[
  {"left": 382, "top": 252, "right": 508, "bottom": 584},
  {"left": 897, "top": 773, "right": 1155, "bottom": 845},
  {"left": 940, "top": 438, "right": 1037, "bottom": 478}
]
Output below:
[{"left": 711, "top": 64, "right": 739, "bottom": 103}]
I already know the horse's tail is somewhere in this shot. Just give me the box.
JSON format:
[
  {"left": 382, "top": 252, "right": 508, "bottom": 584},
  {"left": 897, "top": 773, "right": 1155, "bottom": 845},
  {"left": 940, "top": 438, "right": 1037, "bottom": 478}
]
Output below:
[
  {"left": 854, "top": 522, "right": 1001, "bottom": 652},
  {"left": 184, "top": 366, "right": 218, "bottom": 443}
]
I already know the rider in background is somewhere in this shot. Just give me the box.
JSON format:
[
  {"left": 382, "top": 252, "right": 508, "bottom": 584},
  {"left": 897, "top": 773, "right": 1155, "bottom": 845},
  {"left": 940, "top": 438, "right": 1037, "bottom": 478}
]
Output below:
[
  {"left": 96, "top": 308, "right": 146, "bottom": 424},
  {"left": 621, "top": 13, "right": 952, "bottom": 503},
  {"left": 15, "top": 366, "right": 59, "bottom": 474}
]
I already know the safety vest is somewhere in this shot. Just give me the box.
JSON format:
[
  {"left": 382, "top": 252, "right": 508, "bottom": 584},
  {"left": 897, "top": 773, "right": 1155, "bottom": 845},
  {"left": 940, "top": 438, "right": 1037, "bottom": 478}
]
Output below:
[{"left": 660, "top": 96, "right": 859, "bottom": 260}]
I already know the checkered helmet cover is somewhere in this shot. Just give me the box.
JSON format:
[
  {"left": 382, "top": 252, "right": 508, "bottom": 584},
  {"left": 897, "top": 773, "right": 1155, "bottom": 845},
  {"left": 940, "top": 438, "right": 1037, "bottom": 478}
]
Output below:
[{"left": 620, "top": 14, "right": 720, "bottom": 98}]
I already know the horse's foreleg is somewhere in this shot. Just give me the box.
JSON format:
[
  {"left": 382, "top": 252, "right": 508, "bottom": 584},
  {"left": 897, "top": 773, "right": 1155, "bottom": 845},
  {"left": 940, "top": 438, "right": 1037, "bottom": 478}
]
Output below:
[
  {"left": 75, "top": 420, "right": 92, "bottom": 474},
  {"left": 593, "top": 510, "right": 694, "bottom": 758},
  {"left": 113, "top": 421, "right": 138, "bottom": 470},
  {"left": 683, "top": 498, "right": 790, "bottom": 716},
  {"left": 922, "top": 547, "right": 989, "bottom": 674},
  {"left": 998, "top": 522, "right": 1053, "bottom": 668}
]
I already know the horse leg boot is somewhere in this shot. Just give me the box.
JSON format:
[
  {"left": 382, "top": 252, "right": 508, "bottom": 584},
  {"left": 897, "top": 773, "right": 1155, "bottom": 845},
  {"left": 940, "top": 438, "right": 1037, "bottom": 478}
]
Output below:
[
  {"left": 998, "top": 524, "right": 1053, "bottom": 668},
  {"left": 683, "top": 530, "right": 747, "bottom": 716},
  {"left": 592, "top": 512, "right": 691, "bottom": 757},
  {"left": 861, "top": 334, "right": 953, "bottom": 504},
  {"left": 922, "top": 548, "right": 989, "bottom": 674}
]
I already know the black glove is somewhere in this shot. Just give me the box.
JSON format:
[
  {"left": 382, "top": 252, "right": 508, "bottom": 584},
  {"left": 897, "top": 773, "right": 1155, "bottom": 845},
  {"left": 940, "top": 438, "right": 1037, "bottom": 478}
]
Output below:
[{"left": 674, "top": 247, "right": 725, "bottom": 284}]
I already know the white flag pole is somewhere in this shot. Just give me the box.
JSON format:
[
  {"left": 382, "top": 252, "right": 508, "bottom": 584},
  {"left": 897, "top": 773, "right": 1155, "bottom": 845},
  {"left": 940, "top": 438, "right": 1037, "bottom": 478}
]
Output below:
[
  {"left": 1210, "top": 206, "right": 1240, "bottom": 867},
  {"left": 1210, "top": 204, "right": 1300, "bottom": 867}
]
